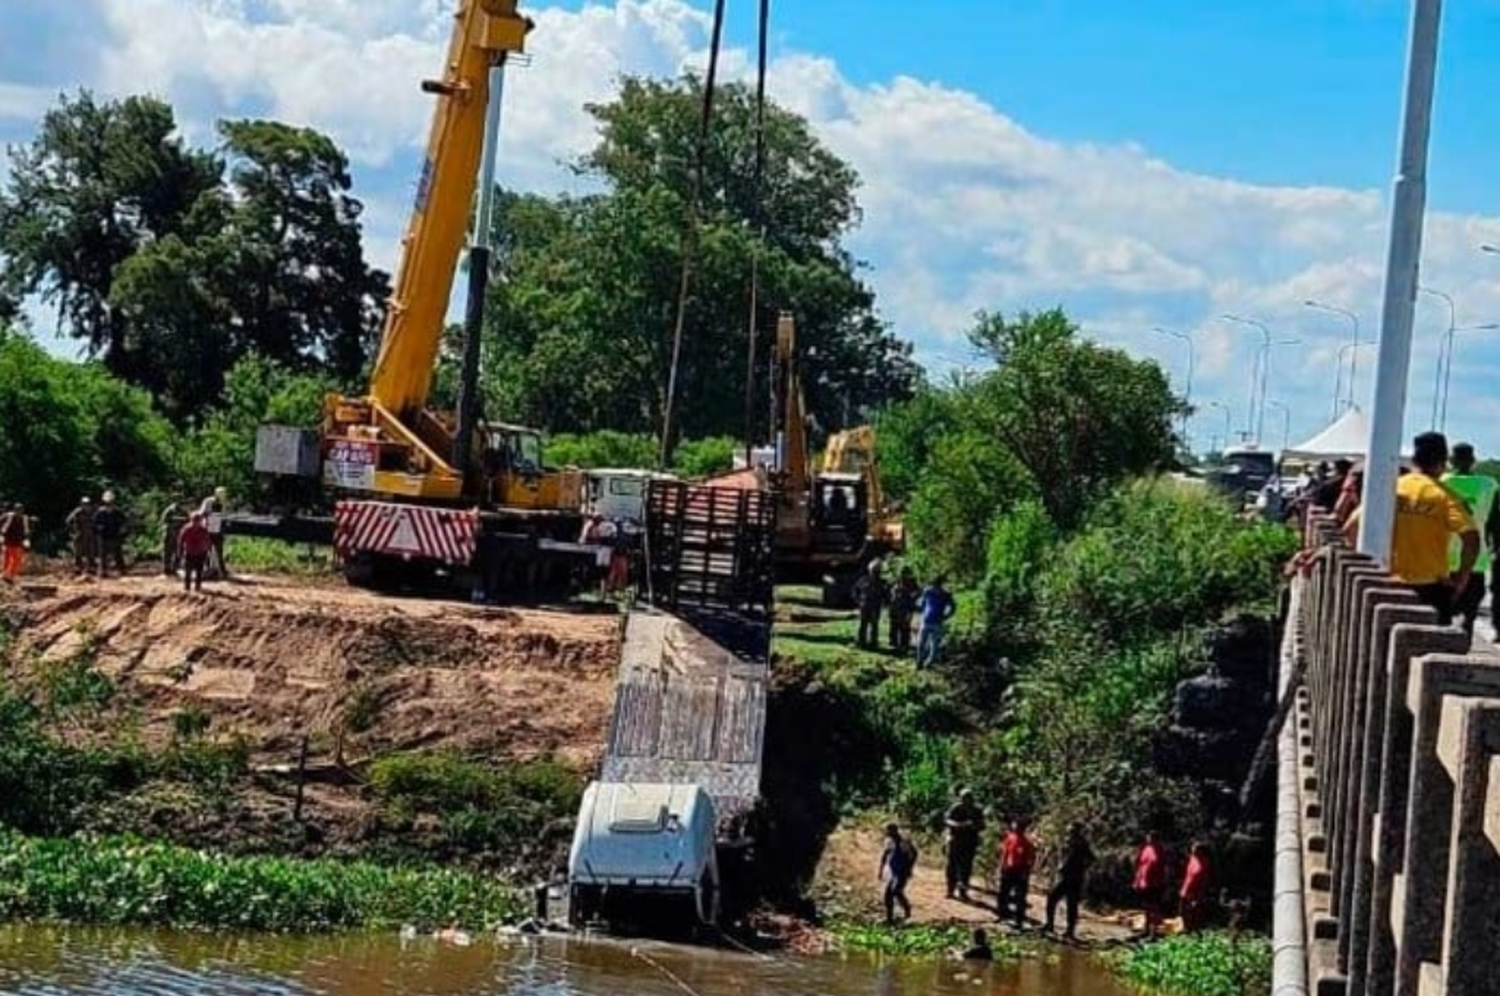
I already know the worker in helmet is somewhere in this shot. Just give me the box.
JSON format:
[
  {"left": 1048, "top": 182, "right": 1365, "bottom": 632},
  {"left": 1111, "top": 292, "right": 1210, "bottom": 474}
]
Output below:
[{"left": 65, "top": 496, "right": 97, "bottom": 575}]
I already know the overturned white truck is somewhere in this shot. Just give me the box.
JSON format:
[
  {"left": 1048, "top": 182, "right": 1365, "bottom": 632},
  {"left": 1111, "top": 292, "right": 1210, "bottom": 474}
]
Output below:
[
  {"left": 567, "top": 782, "right": 720, "bottom": 927},
  {"left": 567, "top": 482, "right": 775, "bottom": 932}
]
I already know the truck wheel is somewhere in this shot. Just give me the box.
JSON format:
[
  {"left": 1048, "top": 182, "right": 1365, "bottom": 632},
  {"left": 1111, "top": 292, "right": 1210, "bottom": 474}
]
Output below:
[
  {"left": 695, "top": 869, "right": 720, "bottom": 927},
  {"left": 568, "top": 884, "right": 597, "bottom": 926}
]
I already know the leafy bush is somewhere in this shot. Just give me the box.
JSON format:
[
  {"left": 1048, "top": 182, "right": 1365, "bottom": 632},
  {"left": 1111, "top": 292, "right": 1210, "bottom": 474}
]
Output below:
[
  {"left": 1042, "top": 479, "right": 1295, "bottom": 646},
  {"left": 545, "top": 430, "right": 657, "bottom": 470},
  {"left": 672, "top": 435, "right": 738, "bottom": 478},
  {"left": 369, "top": 753, "right": 582, "bottom": 858},
  {"left": 0, "top": 831, "right": 519, "bottom": 931},
  {"left": 1112, "top": 932, "right": 1272, "bottom": 996}
]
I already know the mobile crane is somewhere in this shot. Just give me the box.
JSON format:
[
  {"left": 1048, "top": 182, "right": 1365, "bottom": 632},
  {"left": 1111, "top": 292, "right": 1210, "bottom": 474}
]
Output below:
[{"left": 254, "top": 1, "right": 600, "bottom": 592}]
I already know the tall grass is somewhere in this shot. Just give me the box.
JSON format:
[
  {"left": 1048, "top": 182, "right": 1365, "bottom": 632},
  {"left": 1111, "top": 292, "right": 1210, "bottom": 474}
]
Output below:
[{"left": 0, "top": 832, "right": 519, "bottom": 932}]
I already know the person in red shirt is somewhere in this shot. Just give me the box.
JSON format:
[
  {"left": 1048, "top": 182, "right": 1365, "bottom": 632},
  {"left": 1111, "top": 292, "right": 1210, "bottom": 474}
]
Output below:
[
  {"left": 1179, "top": 841, "right": 1212, "bottom": 932},
  {"left": 177, "top": 512, "right": 213, "bottom": 593},
  {"left": 1133, "top": 831, "right": 1167, "bottom": 937},
  {"left": 996, "top": 818, "right": 1036, "bottom": 928}
]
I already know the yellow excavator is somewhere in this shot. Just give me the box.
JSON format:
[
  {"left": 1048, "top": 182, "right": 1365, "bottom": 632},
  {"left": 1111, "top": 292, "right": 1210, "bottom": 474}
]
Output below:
[
  {"left": 250, "top": 1, "right": 595, "bottom": 592},
  {"left": 760, "top": 313, "right": 905, "bottom": 604}
]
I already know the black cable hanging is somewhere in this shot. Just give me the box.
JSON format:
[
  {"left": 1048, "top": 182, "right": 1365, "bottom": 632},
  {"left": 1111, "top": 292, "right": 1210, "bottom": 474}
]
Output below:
[
  {"left": 659, "top": 0, "right": 729, "bottom": 469},
  {"left": 741, "top": 0, "right": 771, "bottom": 468}
]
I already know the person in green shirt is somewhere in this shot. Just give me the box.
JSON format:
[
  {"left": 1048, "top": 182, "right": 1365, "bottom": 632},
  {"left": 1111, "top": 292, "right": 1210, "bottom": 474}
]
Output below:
[{"left": 1442, "top": 443, "right": 1499, "bottom": 636}]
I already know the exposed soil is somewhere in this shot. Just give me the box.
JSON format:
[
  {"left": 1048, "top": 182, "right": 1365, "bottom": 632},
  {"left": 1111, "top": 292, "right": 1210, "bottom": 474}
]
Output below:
[{"left": 3, "top": 571, "right": 621, "bottom": 766}]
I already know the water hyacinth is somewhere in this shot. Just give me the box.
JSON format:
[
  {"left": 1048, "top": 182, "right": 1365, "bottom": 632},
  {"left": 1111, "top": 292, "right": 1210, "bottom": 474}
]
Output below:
[
  {"left": 0, "top": 832, "right": 520, "bottom": 933},
  {"left": 1111, "top": 932, "right": 1271, "bottom": 996}
]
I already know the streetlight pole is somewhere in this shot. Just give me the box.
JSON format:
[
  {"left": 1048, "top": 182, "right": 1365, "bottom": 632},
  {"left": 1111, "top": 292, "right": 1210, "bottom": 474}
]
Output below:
[
  {"left": 1304, "top": 300, "right": 1361, "bottom": 415},
  {"left": 1333, "top": 340, "right": 1376, "bottom": 417},
  {"left": 1440, "top": 322, "right": 1500, "bottom": 430},
  {"left": 1153, "top": 327, "right": 1194, "bottom": 436},
  {"left": 1360, "top": 0, "right": 1443, "bottom": 565},
  {"left": 1265, "top": 399, "right": 1292, "bottom": 453},
  {"left": 1222, "top": 315, "right": 1269, "bottom": 442},
  {"left": 1208, "top": 401, "right": 1233, "bottom": 452},
  {"left": 1418, "top": 285, "right": 1455, "bottom": 429}
]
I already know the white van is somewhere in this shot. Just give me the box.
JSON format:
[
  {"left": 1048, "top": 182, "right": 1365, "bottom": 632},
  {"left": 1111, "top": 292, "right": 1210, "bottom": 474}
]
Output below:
[{"left": 567, "top": 781, "right": 720, "bottom": 928}]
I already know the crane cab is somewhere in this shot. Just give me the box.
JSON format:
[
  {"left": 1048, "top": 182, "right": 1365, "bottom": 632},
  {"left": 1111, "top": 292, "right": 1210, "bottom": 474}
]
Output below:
[{"left": 475, "top": 422, "right": 581, "bottom": 512}]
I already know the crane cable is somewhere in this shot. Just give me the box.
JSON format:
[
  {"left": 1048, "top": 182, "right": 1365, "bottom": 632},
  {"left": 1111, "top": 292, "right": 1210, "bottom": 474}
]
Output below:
[
  {"left": 659, "top": 0, "right": 729, "bottom": 469},
  {"left": 741, "top": 0, "right": 771, "bottom": 466}
]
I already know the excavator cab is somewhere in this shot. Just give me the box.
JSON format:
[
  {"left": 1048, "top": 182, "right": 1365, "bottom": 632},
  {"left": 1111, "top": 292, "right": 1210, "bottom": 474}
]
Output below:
[{"left": 810, "top": 473, "right": 868, "bottom": 553}]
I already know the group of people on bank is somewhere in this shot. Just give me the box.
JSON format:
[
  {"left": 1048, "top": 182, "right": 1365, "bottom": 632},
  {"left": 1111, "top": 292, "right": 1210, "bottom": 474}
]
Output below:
[
  {"left": 851, "top": 561, "right": 957, "bottom": 665},
  {"left": 0, "top": 489, "right": 231, "bottom": 593},
  {"left": 879, "top": 789, "right": 1216, "bottom": 941}
]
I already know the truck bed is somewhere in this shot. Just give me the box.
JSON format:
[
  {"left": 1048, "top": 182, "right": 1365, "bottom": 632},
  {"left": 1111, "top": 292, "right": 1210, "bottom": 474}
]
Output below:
[{"left": 600, "top": 610, "right": 771, "bottom": 819}]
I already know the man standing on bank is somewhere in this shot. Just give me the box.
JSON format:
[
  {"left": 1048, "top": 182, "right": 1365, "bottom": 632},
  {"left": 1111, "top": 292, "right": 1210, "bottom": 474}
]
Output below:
[{"left": 944, "top": 788, "right": 984, "bottom": 901}]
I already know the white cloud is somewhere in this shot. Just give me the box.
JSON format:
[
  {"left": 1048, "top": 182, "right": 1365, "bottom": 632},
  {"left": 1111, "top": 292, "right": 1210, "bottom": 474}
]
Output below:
[
  {"left": 8, "top": 0, "right": 1500, "bottom": 451},
  {"left": 0, "top": 82, "right": 53, "bottom": 121}
]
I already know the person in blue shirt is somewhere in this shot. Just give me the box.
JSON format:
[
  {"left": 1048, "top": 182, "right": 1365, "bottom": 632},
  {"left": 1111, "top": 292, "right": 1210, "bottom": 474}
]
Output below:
[{"left": 917, "top": 575, "right": 957, "bottom": 666}]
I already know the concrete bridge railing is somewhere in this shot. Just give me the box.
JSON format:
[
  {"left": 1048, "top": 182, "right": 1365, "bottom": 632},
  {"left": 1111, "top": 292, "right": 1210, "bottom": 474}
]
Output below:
[{"left": 1280, "top": 513, "right": 1500, "bottom": 996}]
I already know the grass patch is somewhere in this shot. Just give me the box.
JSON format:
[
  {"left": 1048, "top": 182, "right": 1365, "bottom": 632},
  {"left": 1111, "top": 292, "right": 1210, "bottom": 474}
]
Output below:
[
  {"left": 1110, "top": 932, "right": 1271, "bottom": 996},
  {"left": 223, "top": 536, "right": 333, "bottom": 575},
  {"left": 826, "top": 920, "right": 1021, "bottom": 960},
  {"left": 0, "top": 831, "right": 519, "bottom": 932}
]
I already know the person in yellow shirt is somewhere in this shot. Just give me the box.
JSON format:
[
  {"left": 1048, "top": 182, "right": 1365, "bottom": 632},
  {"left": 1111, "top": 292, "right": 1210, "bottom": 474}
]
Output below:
[{"left": 1342, "top": 432, "right": 1478, "bottom": 626}]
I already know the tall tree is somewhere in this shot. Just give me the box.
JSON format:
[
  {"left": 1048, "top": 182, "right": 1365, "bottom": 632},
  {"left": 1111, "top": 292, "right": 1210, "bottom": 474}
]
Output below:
[
  {"left": 214, "top": 120, "right": 387, "bottom": 382},
  {"left": 0, "top": 92, "right": 220, "bottom": 380},
  {"left": 964, "top": 308, "right": 1182, "bottom": 530},
  {"left": 1, "top": 94, "right": 388, "bottom": 421},
  {"left": 483, "top": 75, "right": 917, "bottom": 441}
]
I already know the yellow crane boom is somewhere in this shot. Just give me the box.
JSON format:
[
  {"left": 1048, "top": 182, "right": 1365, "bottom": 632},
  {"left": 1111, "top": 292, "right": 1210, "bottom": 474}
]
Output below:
[{"left": 325, "top": 0, "right": 530, "bottom": 501}]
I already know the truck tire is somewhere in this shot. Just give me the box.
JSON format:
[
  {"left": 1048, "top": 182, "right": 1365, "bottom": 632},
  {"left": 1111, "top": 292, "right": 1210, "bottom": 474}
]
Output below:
[{"left": 695, "top": 868, "right": 720, "bottom": 927}]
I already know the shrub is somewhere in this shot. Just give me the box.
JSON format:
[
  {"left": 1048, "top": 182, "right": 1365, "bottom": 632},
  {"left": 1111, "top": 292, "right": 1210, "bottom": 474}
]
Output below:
[{"left": 368, "top": 753, "right": 582, "bottom": 858}]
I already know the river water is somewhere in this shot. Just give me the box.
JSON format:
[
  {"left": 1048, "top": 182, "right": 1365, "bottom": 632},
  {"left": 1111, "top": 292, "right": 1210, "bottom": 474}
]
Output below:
[{"left": 0, "top": 926, "right": 1132, "bottom": 996}]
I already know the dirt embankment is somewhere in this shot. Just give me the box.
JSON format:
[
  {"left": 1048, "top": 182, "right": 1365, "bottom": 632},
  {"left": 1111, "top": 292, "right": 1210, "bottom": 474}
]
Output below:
[
  {"left": 3, "top": 573, "right": 622, "bottom": 766},
  {"left": 0, "top": 571, "right": 623, "bottom": 860}
]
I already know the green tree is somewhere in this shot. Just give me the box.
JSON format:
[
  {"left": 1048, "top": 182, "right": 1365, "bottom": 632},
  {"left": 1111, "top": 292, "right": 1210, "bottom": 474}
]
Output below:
[
  {"left": 0, "top": 92, "right": 220, "bottom": 381},
  {"left": 213, "top": 120, "right": 388, "bottom": 381},
  {"left": 0, "top": 334, "right": 173, "bottom": 535},
  {"left": 965, "top": 308, "right": 1181, "bottom": 530},
  {"left": 2, "top": 94, "right": 387, "bottom": 423},
  {"left": 484, "top": 76, "right": 918, "bottom": 442}
]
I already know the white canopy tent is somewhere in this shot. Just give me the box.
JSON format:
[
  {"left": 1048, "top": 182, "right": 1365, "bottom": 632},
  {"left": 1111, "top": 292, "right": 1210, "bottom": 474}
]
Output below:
[{"left": 1282, "top": 407, "right": 1370, "bottom": 463}]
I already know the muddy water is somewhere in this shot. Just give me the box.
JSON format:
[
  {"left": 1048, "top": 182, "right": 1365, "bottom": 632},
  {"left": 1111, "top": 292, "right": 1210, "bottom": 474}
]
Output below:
[{"left": 0, "top": 926, "right": 1133, "bottom": 996}]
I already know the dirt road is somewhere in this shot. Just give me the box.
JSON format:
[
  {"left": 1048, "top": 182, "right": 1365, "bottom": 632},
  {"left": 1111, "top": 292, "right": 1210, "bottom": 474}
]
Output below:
[{"left": 1, "top": 571, "right": 623, "bottom": 767}]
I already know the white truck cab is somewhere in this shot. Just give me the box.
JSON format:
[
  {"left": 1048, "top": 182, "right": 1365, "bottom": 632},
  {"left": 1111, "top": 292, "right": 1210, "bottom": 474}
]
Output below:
[
  {"left": 567, "top": 781, "right": 720, "bottom": 928},
  {"left": 581, "top": 470, "right": 678, "bottom": 532}
]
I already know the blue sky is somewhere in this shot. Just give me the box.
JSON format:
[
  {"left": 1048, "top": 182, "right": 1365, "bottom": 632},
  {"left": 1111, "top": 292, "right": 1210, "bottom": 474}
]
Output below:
[{"left": 2, "top": 0, "right": 1500, "bottom": 455}]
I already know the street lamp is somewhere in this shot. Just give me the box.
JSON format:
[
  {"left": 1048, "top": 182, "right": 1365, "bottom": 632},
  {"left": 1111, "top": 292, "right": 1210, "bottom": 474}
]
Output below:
[
  {"left": 1153, "top": 326, "right": 1194, "bottom": 434},
  {"left": 1438, "top": 322, "right": 1500, "bottom": 430},
  {"left": 1480, "top": 244, "right": 1500, "bottom": 256},
  {"left": 1218, "top": 316, "right": 1266, "bottom": 441},
  {"left": 1208, "top": 400, "right": 1233, "bottom": 451},
  {"left": 1333, "top": 340, "right": 1377, "bottom": 417},
  {"left": 1265, "top": 399, "right": 1292, "bottom": 453},
  {"left": 1304, "top": 300, "right": 1362, "bottom": 415},
  {"left": 1417, "top": 285, "right": 1456, "bottom": 430}
]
